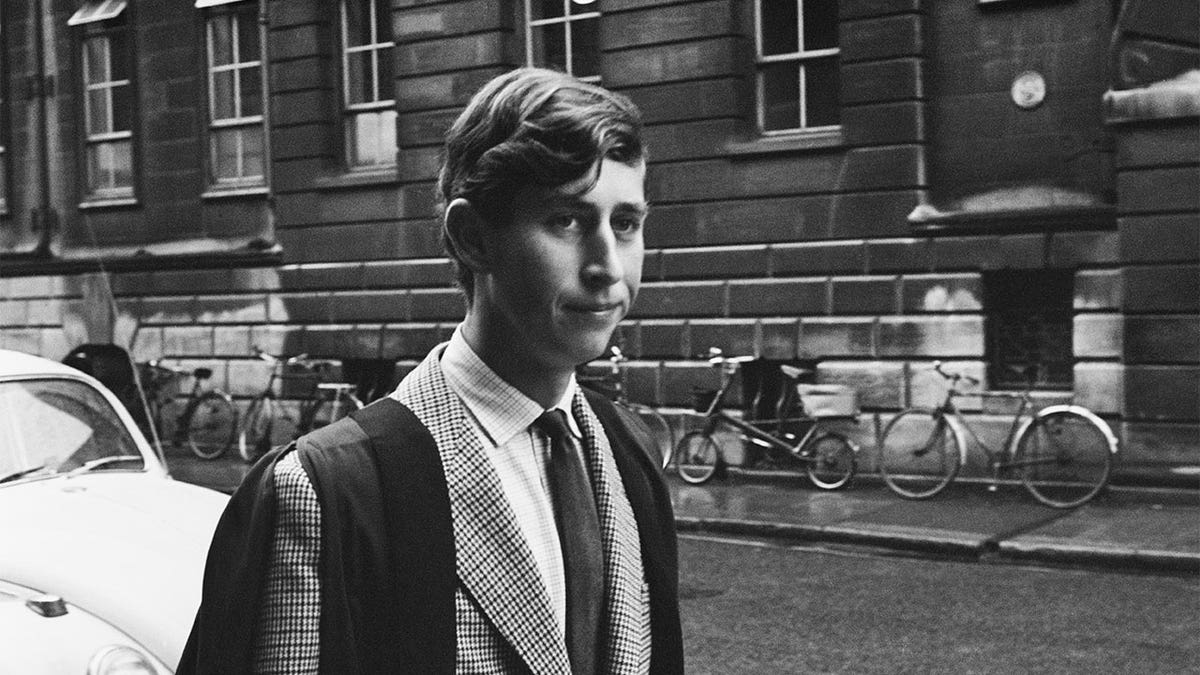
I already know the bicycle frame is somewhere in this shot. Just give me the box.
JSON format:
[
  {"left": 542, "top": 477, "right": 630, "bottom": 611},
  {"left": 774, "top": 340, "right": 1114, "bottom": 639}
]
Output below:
[
  {"left": 931, "top": 389, "right": 1034, "bottom": 471},
  {"left": 697, "top": 355, "right": 827, "bottom": 465}
]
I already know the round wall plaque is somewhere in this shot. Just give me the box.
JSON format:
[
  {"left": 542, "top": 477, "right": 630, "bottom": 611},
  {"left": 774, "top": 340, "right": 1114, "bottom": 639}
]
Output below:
[{"left": 1011, "top": 71, "right": 1046, "bottom": 109}]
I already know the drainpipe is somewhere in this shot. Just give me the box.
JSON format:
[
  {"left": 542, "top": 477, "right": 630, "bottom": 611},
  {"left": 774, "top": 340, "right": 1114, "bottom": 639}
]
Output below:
[{"left": 32, "top": 0, "right": 56, "bottom": 256}]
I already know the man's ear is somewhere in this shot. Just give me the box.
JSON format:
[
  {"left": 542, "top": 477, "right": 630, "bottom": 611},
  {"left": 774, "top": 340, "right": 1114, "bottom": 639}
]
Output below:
[{"left": 444, "top": 198, "right": 490, "bottom": 273}]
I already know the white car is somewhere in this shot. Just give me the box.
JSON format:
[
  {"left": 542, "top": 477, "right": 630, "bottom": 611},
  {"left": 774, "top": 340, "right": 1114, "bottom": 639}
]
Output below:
[{"left": 0, "top": 348, "right": 227, "bottom": 674}]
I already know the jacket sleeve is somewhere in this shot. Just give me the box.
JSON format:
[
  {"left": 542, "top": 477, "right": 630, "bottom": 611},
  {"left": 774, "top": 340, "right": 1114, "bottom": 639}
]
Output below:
[
  {"left": 177, "top": 443, "right": 293, "bottom": 675},
  {"left": 250, "top": 450, "right": 322, "bottom": 674}
]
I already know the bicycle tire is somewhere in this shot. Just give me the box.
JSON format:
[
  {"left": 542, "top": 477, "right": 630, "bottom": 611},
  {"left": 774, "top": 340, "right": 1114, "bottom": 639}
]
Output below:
[
  {"left": 804, "top": 431, "right": 857, "bottom": 490},
  {"left": 627, "top": 403, "right": 675, "bottom": 469},
  {"left": 879, "top": 408, "right": 961, "bottom": 499},
  {"left": 185, "top": 391, "right": 238, "bottom": 460},
  {"left": 1014, "top": 407, "right": 1115, "bottom": 509},
  {"left": 674, "top": 431, "right": 721, "bottom": 485},
  {"left": 238, "top": 396, "right": 276, "bottom": 463}
]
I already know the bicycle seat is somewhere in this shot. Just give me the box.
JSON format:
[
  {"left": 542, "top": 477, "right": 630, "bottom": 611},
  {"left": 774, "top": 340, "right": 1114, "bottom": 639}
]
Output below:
[
  {"left": 193, "top": 367, "right": 213, "bottom": 379},
  {"left": 779, "top": 364, "right": 812, "bottom": 380}
]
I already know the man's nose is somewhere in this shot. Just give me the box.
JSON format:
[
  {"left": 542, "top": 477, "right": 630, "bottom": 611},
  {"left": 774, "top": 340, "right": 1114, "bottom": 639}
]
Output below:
[{"left": 581, "top": 224, "right": 622, "bottom": 287}]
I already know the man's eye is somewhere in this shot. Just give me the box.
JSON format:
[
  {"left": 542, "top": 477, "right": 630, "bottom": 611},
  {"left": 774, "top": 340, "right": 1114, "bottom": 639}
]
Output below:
[
  {"left": 612, "top": 216, "right": 643, "bottom": 235},
  {"left": 548, "top": 215, "right": 577, "bottom": 229}
]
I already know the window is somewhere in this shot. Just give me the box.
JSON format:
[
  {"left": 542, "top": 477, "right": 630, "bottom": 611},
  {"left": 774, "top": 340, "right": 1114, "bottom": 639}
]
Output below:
[
  {"left": 73, "top": 0, "right": 134, "bottom": 200},
  {"left": 341, "top": 0, "right": 396, "bottom": 169},
  {"left": 984, "top": 270, "right": 1074, "bottom": 390},
  {"left": 204, "top": 1, "right": 265, "bottom": 187},
  {"left": 525, "top": 0, "right": 601, "bottom": 82},
  {"left": 755, "top": 0, "right": 840, "bottom": 133}
]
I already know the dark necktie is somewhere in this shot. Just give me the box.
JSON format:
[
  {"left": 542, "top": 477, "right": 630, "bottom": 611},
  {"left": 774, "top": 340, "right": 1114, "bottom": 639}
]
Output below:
[{"left": 534, "top": 409, "right": 603, "bottom": 675}]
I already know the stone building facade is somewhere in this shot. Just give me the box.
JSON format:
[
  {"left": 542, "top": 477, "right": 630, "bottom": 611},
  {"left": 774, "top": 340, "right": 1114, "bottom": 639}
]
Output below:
[{"left": 0, "top": 0, "right": 1196, "bottom": 479}]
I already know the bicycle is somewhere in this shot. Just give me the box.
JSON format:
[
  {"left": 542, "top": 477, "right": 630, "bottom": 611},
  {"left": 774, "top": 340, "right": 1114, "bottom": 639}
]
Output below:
[
  {"left": 877, "top": 361, "right": 1119, "bottom": 508},
  {"left": 673, "top": 348, "right": 858, "bottom": 489},
  {"left": 137, "top": 360, "right": 238, "bottom": 460},
  {"left": 238, "top": 348, "right": 365, "bottom": 462},
  {"left": 577, "top": 345, "right": 675, "bottom": 468}
]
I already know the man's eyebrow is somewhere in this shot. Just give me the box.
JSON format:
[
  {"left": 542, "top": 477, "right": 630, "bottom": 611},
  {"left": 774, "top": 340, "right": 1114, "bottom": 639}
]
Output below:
[{"left": 615, "top": 202, "right": 650, "bottom": 217}]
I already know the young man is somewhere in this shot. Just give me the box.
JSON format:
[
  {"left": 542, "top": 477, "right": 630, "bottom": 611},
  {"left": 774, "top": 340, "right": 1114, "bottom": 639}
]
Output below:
[{"left": 179, "top": 67, "right": 682, "bottom": 675}]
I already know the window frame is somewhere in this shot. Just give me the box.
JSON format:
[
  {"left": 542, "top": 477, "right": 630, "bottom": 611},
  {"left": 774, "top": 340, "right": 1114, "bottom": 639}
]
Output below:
[
  {"left": 753, "top": 0, "right": 841, "bottom": 136},
  {"left": 524, "top": 0, "right": 602, "bottom": 83},
  {"left": 339, "top": 0, "right": 397, "bottom": 172},
  {"left": 202, "top": 0, "right": 267, "bottom": 191},
  {"left": 78, "top": 17, "right": 137, "bottom": 204}
]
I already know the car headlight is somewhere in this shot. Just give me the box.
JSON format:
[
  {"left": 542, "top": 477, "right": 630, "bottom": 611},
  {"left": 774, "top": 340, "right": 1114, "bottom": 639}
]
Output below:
[{"left": 87, "top": 645, "right": 159, "bottom": 675}]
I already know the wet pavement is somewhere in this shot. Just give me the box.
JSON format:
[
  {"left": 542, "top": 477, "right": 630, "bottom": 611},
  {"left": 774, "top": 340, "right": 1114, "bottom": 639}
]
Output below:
[
  {"left": 673, "top": 470, "right": 1200, "bottom": 575},
  {"left": 159, "top": 443, "right": 1200, "bottom": 576}
]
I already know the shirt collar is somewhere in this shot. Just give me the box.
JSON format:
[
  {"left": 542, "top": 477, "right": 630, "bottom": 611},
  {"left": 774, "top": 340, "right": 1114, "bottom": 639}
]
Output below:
[{"left": 441, "top": 326, "right": 582, "bottom": 447}]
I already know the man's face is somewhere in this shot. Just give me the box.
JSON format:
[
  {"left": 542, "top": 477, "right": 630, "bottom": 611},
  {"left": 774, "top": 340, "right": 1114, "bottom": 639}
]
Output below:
[{"left": 475, "top": 158, "right": 647, "bottom": 374}]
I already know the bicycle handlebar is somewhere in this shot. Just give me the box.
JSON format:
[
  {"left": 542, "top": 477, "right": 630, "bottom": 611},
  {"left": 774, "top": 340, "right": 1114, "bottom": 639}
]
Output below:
[{"left": 932, "top": 361, "right": 981, "bottom": 387}]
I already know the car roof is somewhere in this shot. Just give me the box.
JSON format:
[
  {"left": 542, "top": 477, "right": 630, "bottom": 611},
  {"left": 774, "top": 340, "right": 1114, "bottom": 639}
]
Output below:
[{"left": 0, "top": 348, "right": 91, "bottom": 380}]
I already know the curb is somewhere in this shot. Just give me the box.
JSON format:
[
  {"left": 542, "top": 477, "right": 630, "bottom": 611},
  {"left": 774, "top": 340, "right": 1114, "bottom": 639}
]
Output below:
[{"left": 674, "top": 515, "right": 1200, "bottom": 575}]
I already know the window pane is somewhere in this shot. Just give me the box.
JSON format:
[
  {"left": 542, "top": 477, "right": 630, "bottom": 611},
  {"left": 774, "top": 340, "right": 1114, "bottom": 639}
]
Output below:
[
  {"left": 108, "top": 31, "right": 130, "bottom": 81},
  {"left": 239, "top": 65, "right": 262, "bottom": 117},
  {"left": 87, "top": 88, "right": 112, "bottom": 135},
  {"left": 209, "top": 15, "right": 234, "bottom": 66},
  {"left": 802, "top": 0, "right": 838, "bottom": 51},
  {"left": 571, "top": 16, "right": 600, "bottom": 79},
  {"left": 87, "top": 140, "right": 132, "bottom": 192},
  {"left": 346, "top": 50, "right": 374, "bottom": 104},
  {"left": 531, "top": 0, "right": 565, "bottom": 21},
  {"left": 531, "top": 24, "right": 566, "bottom": 72},
  {"left": 374, "top": 0, "right": 392, "bottom": 42},
  {"left": 378, "top": 49, "right": 395, "bottom": 100},
  {"left": 761, "top": 62, "right": 799, "bottom": 131},
  {"left": 241, "top": 126, "right": 264, "bottom": 178},
  {"left": 85, "top": 36, "right": 110, "bottom": 84},
  {"left": 211, "top": 128, "right": 240, "bottom": 181},
  {"left": 804, "top": 56, "right": 840, "bottom": 127},
  {"left": 344, "top": 0, "right": 372, "bottom": 48},
  {"left": 111, "top": 83, "right": 132, "bottom": 132},
  {"left": 760, "top": 0, "right": 798, "bottom": 56},
  {"left": 347, "top": 109, "right": 397, "bottom": 168},
  {"left": 236, "top": 9, "right": 260, "bottom": 60},
  {"left": 212, "top": 70, "right": 236, "bottom": 120}
]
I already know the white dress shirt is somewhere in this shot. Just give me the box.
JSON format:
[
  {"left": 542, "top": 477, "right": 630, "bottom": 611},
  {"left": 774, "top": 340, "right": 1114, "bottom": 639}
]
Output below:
[{"left": 426, "top": 326, "right": 581, "bottom": 634}]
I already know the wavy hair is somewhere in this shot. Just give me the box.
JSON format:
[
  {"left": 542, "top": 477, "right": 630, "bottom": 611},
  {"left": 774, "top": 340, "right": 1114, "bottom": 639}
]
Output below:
[{"left": 437, "top": 67, "right": 645, "bottom": 299}]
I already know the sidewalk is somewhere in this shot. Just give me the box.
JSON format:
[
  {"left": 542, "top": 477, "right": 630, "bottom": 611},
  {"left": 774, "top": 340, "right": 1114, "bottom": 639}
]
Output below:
[{"left": 671, "top": 469, "right": 1200, "bottom": 575}]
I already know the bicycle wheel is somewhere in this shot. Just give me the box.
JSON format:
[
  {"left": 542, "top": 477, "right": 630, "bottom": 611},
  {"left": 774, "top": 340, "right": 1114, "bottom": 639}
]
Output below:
[
  {"left": 238, "top": 396, "right": 276, "bottom": 463},
  {"left": 804, "top": 431, "right": 857, "bottom": 490},
  {"left": 1014, "top": 408, "right": 1115, "bottom": 508},
  {"left": 185, "top": 391, "right": 238, "bottom": 460},
  {"left": 879, "top": 408, "right": 961, "bottom": 499},
  {"left": 628, "top": 404, "right": 675, "bottom": 469},
  {"left": 674, "top": 431, "right": 721, "bottom": 485}
]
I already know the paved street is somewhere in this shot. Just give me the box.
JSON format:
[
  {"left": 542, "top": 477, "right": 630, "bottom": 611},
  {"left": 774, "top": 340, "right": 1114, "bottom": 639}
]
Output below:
[{"left": 677, "top": 534, "right": 1200, "bottom": 674}]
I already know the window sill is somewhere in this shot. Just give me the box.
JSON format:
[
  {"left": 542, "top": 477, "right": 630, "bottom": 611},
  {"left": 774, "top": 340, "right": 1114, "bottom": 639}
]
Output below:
[
  {"left": 78, "top": 196, "right": 139, "bottom": 210},
  {"left": 907, "top": 203, "right": 1116, "bottom": 235},
  {"left": 725, "top": 128, "right": 844, "bottom": 157},
  {"left": 1103, "top": 74, "right": 1200, "bottom": 124},
  {"left": 201, "top": 185, "right": 270, "bottom": 200},
  {"left": 313, "top": 168, "right": 400, "bottom": 191}
]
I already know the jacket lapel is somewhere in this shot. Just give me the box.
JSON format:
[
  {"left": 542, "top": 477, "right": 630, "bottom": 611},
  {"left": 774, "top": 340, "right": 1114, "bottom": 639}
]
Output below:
[
  {"left": 396, "top": 347, "right": 569, "bottom": 675},
  {"left": 574, "top": 392, "right": 648, "bottom": 674}
]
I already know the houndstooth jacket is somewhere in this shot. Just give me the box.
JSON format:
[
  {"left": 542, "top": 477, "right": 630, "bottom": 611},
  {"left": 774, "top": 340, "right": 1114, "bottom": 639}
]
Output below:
[
  {"left": 394, "top": 345, "right": 655, "bottom": 673},
  {"left": 183, "top": 345, "right": 682, "bottom": 675}
]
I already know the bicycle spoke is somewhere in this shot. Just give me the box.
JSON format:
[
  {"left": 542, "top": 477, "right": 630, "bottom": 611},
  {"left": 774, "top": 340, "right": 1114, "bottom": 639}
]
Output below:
[{"left": 1017, "top": 410, "right": 1113, "bottom": 508}]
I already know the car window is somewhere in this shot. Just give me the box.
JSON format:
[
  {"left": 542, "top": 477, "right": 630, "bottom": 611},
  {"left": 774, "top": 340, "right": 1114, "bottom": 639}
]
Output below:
[{"left": 0, "top": 378, "right": 145, "bottom": 481}]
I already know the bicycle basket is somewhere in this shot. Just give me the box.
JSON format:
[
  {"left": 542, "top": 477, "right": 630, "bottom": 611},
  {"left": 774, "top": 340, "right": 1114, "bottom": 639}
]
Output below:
[
  {"left": 691, "top": 387, "right": 719, "bottom": 413},
  {"left": 797, "top": 383, "right": 859, "bottom": 418}
]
